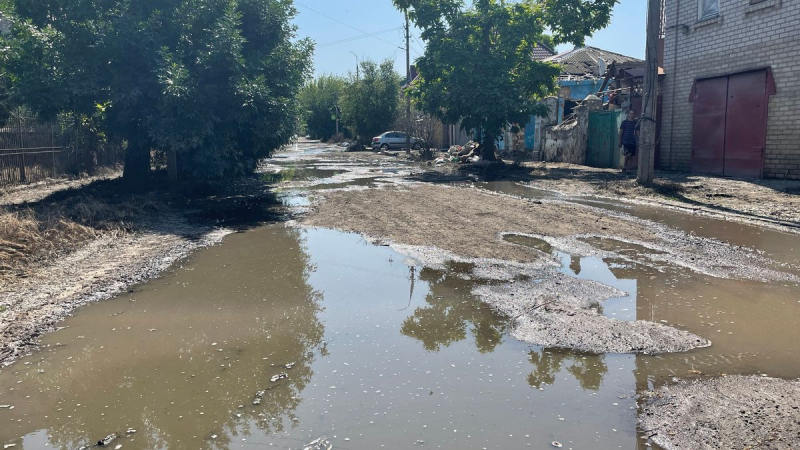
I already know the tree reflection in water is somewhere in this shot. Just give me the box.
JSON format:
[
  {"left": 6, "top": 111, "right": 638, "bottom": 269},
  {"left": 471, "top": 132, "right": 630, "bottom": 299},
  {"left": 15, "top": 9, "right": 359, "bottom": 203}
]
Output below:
[
  {"left": 398, "top": 261, "right": 609, "bottom": 393},
  {"left": 0, "top": 227, "right": 325, "bottom": 450},
  {"left": 528, "top": 348, "right": 608, "bottom": 391},
  {"left": 401, "top": 265, "right": 508, "bottom": 354}
]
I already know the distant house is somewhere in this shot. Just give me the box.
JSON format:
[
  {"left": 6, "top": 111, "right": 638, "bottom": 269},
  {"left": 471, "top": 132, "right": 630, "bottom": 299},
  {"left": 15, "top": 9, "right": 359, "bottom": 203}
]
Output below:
[
  {"left": 659, "top": 0, "right": 798, "bottom": 179},
  {"left": 544, "top": 46, "right": 644, "bottom": 117},
  {"left": 506, "top": 46, "right": 643, "bottom": 159}
]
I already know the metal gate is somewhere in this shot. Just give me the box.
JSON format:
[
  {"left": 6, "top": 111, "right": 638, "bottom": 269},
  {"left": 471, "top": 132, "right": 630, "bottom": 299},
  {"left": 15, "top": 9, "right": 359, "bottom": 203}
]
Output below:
[
  {"left": 587, "top": 110, "right": 623, "bottom": 169},
  {"left": 691, "top": 69, "right": 771, "bottom": 177}
]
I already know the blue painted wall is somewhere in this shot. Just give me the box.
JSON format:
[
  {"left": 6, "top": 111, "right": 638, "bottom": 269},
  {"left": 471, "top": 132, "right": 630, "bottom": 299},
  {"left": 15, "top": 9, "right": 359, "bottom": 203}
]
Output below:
[{"left": 560, "top": 79, "right": 607, "bottom": 102}]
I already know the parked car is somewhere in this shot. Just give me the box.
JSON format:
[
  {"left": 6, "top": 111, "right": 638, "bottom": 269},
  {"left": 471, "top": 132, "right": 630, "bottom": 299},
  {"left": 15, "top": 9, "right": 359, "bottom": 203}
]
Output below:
[{"left": 371, "top": 131, "right": 424, "bottom": 151}]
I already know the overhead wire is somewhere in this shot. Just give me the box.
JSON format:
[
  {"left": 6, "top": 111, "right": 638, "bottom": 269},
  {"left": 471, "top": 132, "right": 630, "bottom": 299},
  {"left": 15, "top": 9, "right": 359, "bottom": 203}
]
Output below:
[
  {"left": 316, "top": 27, "right": 404, "bottom": 48},
  {"left": 295, "top": 2, "right": 404, "bottom": 49}
]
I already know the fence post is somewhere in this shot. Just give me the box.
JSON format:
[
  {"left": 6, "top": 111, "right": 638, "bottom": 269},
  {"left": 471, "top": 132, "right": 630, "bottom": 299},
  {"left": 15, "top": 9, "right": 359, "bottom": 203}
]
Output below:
[
  {"left": 51, "top": 123, "right": 57, "bottom": 177},
  {"left": 18, "top": 119, "right": 26, "bottom": 183}
]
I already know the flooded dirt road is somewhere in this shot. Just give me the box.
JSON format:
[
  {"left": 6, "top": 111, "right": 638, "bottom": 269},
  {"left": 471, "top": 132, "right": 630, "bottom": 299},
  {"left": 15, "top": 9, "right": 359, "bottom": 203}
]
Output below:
[{"left": 1, "top": 142, "right": 798, "bottom": 449}]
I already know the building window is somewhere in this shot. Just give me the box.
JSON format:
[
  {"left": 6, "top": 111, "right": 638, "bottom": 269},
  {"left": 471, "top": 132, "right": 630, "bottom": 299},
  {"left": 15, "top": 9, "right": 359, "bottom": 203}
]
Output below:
[{"left": 698, "top": 0, "right": 720, "bottom": 20}]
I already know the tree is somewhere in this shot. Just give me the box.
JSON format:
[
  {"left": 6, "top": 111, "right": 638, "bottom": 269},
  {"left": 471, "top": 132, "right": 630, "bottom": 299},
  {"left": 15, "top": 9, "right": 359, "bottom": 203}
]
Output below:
[
  {"left": 392, "top": 107, "right": 443, "bottom": 151},
  {"left": 298, "top": 75, "right": 346, "bottom": 141},
  {"left": 339, "top": 59, "right": 403, "bottom": 144},
  {"left": 392, "top": 0, "right": 619, "bottom": 160},
  {"left": 1, "top": 0, "right": 312, "bottom": 183}
]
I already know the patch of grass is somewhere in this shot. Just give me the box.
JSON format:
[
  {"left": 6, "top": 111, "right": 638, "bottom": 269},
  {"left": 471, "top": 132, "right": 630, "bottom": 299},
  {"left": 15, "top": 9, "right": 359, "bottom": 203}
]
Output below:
[
  {"left": 0, "top": 192, "right": 169, "bottom": 283},
  {"left": 650, "top": 180, "right": 687, "bottom": 199}
]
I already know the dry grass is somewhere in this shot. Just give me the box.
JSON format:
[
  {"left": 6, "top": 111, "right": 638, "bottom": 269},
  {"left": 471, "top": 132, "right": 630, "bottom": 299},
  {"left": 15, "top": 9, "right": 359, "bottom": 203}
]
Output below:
[{"left": 0, "top": 193, "right": 168, "bottom": 283}]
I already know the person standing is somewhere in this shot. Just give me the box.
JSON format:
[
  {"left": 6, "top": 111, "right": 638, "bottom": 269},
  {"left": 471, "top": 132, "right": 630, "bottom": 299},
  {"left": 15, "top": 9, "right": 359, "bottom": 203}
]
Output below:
[{"left": 619, "top": 110, "right": 640, "bottom": 173}]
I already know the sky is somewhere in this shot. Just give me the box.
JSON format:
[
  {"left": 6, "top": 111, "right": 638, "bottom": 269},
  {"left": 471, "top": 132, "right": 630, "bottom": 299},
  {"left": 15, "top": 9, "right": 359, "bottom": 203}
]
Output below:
[{"left": 292, "top": 0, "right": 647, "bottom": 78}]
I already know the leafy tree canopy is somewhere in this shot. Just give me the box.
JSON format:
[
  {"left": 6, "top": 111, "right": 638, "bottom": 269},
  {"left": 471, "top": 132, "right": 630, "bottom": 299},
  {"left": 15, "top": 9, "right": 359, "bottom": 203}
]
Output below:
[
  {"left": 298, "top": 75, "right": 346, "bottom": 141},
  {"left": 392, "top": 0, "right": 618, "bottom": 159},
  {"left": 339, "top": 59, "right": 403, "bottom": 144},
  {"left": 1, "top": 0, "right": 313, "bottom": 182}
]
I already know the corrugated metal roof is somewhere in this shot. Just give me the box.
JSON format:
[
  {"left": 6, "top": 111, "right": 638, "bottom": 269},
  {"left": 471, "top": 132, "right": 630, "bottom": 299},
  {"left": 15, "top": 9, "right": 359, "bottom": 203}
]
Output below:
[{"left": 544, "top": 46, "right": 643, "bottom": 80}]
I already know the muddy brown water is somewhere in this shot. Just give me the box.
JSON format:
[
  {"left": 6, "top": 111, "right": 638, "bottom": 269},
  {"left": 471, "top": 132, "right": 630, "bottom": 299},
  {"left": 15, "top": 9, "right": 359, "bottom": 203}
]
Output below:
[{"left": 1, "top": 157, "right": 799, "bottom": 449}]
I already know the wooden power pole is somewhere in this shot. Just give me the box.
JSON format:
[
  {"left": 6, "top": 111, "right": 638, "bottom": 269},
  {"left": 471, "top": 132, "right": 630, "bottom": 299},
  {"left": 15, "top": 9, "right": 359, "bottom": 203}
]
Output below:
[
  {"left": 405, "top": 10, "right": 412, "bottom": 155},
  {"left": 638, "top": 0, "right": 661, "bottom": 186}
]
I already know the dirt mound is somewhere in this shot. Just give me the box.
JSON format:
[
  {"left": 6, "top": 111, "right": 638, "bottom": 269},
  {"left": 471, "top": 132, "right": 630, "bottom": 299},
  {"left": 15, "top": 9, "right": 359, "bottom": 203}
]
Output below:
[{"left": 639, "top": 375, "right": 800, "bottom": 450}]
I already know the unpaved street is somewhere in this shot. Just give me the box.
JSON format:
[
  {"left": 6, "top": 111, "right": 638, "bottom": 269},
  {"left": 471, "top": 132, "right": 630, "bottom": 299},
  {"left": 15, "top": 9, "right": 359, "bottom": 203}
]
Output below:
[{"left": 0, "top": 141, "right": 798, "bottom": 450}]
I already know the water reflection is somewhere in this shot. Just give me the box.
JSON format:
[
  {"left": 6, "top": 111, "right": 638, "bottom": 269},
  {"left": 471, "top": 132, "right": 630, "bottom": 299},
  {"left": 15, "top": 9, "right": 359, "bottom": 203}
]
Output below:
[
  {"left": 528, "top": 349, "right": 609, "bottom": 391},
  {"left": 0, "top": 227, "right": 324, "bottom": 449},
  {"left": 401, "top": 267, "right": 507, "bottom": 354}
]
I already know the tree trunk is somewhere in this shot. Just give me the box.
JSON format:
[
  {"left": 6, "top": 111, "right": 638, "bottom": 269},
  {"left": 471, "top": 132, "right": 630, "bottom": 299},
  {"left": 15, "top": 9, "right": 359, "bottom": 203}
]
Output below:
[
  {"left": 481, "top": 132, "right": 498, "bottom": 161},
  {"left": 123, "top": 140, "right": 150, "bottom": 185},
  {"left": 167, "top": 148, "right": 178, "bottom": 182}
]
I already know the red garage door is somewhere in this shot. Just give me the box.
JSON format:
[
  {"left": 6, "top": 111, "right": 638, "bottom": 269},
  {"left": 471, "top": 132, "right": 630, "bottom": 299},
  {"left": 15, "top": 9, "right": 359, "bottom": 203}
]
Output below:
[{"left": 691, "top": 69, "right": 772, "bottom": 178}]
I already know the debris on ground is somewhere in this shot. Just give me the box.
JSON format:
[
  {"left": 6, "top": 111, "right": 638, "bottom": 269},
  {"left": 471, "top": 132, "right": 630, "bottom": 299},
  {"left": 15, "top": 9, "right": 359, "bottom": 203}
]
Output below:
[{"left": 639, "top": 375, "right": 800, "bottom": 450}]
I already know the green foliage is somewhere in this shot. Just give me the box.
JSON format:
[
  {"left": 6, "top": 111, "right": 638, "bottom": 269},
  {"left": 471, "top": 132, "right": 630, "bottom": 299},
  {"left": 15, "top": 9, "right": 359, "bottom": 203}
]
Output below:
[
  {"left": 339, "top": 59, "right": 403, "bottom": 144},
  {"left": 298, "top": 75, "right": 346, "bottom": 141},
  {"left": 1, "top": 0, "right": 313, "bottom": 182},
  {"left": 394, "top": 0, "right": 618, "bottom": 159},
  {"left": 539, "top": 0, "right": 619, "bottom": 46}
]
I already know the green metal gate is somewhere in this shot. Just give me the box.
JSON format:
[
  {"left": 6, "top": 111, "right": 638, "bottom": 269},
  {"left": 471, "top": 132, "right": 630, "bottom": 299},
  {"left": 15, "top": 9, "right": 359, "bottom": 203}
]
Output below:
[{"left": 587, "top": 110, "right": 623, "bottom": 169}]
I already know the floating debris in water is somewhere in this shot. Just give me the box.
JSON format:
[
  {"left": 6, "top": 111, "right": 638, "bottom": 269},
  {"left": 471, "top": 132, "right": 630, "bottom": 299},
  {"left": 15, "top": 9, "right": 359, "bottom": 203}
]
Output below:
[
  {"left": 253, "top": 390, "right": 266, "bottom": 405},
  {"left": 302, "top": 437, "right": 333, "bottom": 450},
  {"left": 97, "top": 434, "right": 117, "bottom": 446},
  {"left": 285, "top": 362, "right": 295, "bottom": 370},
  {"left": 125, "top": 429, "right": 136, "bottom": 434},
  {"left": 271, "top": 373, "right": 288, "bottom": 383},
  {"left": 552, "top": 442, "right": 563, "bottom": 448}
]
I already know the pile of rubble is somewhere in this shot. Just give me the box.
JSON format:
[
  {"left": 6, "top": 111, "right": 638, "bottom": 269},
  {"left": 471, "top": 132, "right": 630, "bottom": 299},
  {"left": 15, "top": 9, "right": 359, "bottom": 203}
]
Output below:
[{"left": 435, "top": 141, "right": 483, "bottom": 165}]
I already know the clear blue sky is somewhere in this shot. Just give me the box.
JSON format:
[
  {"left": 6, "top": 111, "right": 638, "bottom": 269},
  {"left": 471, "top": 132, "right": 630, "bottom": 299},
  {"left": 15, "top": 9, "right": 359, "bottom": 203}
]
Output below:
[{"left": 293, "top": 0, "right": 647, "bottom": 78}]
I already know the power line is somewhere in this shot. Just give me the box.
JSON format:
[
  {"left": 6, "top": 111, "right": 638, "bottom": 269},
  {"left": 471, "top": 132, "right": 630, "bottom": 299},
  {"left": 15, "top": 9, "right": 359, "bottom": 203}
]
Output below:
[
  {"left": 295, "top": 2, "right": 403, "bottom": 49},
  {"left": 317, "top": 27, "right": 404, "bottom": 48}
]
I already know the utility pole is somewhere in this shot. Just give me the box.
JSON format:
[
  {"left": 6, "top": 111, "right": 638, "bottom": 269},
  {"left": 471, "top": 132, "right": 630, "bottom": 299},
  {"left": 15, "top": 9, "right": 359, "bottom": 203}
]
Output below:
[
  {"left": 350, "top": 51, "right": 359, "bottom": 80},
  {"left": 405, "top": 9, "right": 412, "bottom": 155},
  {"left": 638, "top": 0, "right": 660, "bottom": 186}
]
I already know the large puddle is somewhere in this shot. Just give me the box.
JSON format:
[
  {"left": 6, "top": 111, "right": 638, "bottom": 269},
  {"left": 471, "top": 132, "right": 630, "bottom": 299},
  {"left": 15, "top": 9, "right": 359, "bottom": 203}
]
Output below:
[{"left": 1, "top": 151, "right": 799, "bottom": 449}]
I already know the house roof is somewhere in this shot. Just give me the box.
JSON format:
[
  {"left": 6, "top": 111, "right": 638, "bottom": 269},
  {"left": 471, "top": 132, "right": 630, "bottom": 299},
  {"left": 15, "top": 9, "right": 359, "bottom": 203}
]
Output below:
[
  {"left": 532, "top": 43, "right": 557, "bottom": 61},
  {"left": 544, "top": 46, "right": 643, "bottom": 80}
]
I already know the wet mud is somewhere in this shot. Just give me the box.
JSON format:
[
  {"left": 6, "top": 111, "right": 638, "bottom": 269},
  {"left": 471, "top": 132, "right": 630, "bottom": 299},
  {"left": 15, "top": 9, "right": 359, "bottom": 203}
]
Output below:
[{"left": 640, "top": 376, "right": 800, "bottom": 450}]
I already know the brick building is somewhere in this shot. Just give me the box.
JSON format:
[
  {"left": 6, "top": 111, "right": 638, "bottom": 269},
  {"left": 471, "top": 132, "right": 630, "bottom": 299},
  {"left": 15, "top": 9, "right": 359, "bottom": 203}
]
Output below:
[{"left": 660, "top": 0, "right": 800, "bottom": 179}]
